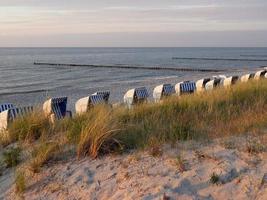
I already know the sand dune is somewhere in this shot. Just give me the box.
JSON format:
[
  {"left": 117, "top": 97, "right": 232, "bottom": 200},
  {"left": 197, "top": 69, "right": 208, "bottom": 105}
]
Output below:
[{"left": 2, "top": 135, "right": 266, "bottom": 200}]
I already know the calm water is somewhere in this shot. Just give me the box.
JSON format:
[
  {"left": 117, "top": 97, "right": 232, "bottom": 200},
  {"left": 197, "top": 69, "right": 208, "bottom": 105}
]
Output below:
[{"left": 0, "top": 47, "right": 267, "bottom": 109}]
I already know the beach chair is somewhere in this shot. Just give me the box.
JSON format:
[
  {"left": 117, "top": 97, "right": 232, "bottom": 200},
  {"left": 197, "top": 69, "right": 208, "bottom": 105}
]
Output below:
[
  {"left": 205, "top": 77, "right": 224, "bottom": 91},
  {"left": 195, "top": 78, "right": 211, "bottom": 92},
  {"left": 75, "top": 92, "right": 110, "bottom": 115},
  {"left": 240, "top": 73, "right": 255, "bottom": 82},
  {"left": 0, "top": 106, "right": 33, "bottom": 131},
  {"left": 175, "top": 81, "right": 196, "bottom": 96},
  {"left": 123, "top": 87, "right": 149, "bottom": 108},
  {"left": 254, "top": 70, "right": 267, "bottom": 80},
  {"left": 153, "top": 84, "right": 175, "bottom": 102},
  {"left": 0, "top": 103, "right": 14, "bottom": 113},
  {"left": 43, "top": 97, "right": 71, "bottom": 122},
  {"left": 223, "top": 76, "right": 239, "bottom": 87}
]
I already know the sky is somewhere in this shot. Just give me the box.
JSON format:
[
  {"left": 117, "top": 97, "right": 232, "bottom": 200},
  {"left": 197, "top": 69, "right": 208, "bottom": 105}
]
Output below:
[{"left": 0, "top": 0, "right": 267, "bottom": 47}]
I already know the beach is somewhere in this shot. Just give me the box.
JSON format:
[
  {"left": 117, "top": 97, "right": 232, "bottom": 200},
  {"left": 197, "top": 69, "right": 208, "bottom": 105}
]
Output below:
[
  {"left": 2, "top": 134, "right": 267, "bottom": 200},
  {"left": 1, "top": 48, "right": 267, "bottom": 200}
]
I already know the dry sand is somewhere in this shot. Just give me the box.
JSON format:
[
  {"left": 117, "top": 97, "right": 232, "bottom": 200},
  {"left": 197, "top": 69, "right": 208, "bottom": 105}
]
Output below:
[{"left": 1, "top": 135, "right": 267, "bottom": 200}]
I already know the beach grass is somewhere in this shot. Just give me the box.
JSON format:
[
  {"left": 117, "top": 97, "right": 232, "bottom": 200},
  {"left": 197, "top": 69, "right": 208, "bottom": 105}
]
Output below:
[{"left": 1, "top": 79, "right": 267, "bottom": 165}]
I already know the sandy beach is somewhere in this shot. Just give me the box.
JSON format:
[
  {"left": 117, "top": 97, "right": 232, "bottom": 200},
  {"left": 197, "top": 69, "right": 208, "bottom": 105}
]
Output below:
[{"left": 1, "top": 134, "right": 266, "bottom": 200}]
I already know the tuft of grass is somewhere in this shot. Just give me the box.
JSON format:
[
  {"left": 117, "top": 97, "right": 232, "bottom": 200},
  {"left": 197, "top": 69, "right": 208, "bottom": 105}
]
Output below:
[
  {"left": 77, "top": 106, "right": 122, "bottom": 159},
  {"left": 7, "top": 109, "right": 52, "bottom": 144},
  {"left": 210, "top": 172, "right": 220, "bottom": 185},
  {"left": 2, "top": 147, "right": 21, "bottom": 168},
  {"left": 148, "top": 137, "right": 163, "bottom": 157},
  {"left": 29, "top": 142, "right": 60, "bottom": 173},
  {"left": 246, "top": 139, "right": 265, "bottom": 154},
  {"left": 175, "top": 155, "right": 186, "bottom": 172},
  {"left": 15, "top": 170, "right": 26, "bottom": 194},
  {"left": 223, "top": 139, "right": 237, "bottom": 150}
]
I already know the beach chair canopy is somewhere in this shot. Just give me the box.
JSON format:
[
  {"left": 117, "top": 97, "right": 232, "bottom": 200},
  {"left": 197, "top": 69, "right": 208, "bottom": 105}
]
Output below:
[
  {"left": 254, "top": 70, "right": 267, "bottom": 80},
  {"left": 92, "top": 91, "right": 110, "bottom": 103},
  {"left": 43, "top": 97, "right": 68, "bottom": 120},
  {"left": 196, "top": 78, "right": 211, "bottom": 92},
  {"left": 153, "top": 84, "right": 175, "bottom": 101},
  {"left": 175, "top": 81, "right": 196, "bottom": 95},
  {"left": 124, "top": 87, "right": 149, "bottom": 107},
  {"left": 75, "top": 93, "right": 109, "bottom": 114},
  {"left": 0, "top": 103, "right": 14, "bottom": 113},
  {"left": 0, "top": 106, "right": 33, "bottom": 131},
  {"left": 223, "top": 76, "right": 239, "bottom": 87},
  {"left": 240, "top": 73, "right": 255, "bottom": 82}
]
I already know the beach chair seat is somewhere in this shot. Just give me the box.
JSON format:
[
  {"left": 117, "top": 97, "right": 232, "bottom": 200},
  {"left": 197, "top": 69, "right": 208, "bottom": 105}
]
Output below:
[
  {"left": 75, "top": 92, "right": 110, "bottom": 115},
  {"left": 240, "top": 73, "right": 255, "bottom": 82},
  {"left": 223, "top": 76, "right": 239, "bottom": 87},
  {"left": 0, "top": 106, "right": 33, "bottom": 131},
  {"left": 254, "top": 70, "right": 267, "bottom": 80},
  {"left": 153, "top": 84, "right": 175, "bottom": 102},
  {"left": 124, "top": 87, "right": 149, "bottom": 108},
  {"left": 43, "top": 97, "right": 71, "bottom": 122},
  {"left": 0, "top": 103, "right": 15, "bottom": 113},
  {"left": 175, "top": 81, "right": 196, "bottom": 96},
  {"left": 195, "top": 78, "right": 211, "bottom": 92}
]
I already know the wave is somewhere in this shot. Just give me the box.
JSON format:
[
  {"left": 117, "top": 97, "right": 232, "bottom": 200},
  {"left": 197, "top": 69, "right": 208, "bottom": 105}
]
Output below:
[
  {"left": 240, "top": 55, "right": 267, "bottom": 58},
  {"left": 0, "top": 89, "right": 49, "bottom": 96},
  {"left": 172, "top": 57, "right": 267, "bottom": 62}
]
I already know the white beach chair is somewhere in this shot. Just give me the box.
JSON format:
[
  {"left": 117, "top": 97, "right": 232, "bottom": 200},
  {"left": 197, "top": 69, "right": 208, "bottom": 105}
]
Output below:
[
  {"left": 0, "top": 103, "right": 14, "bottom": 113},
  {"left": 123, "top": 87, "right": 149, "bottom": 108},
  {"left": 153, "top": 84, "right": 175, "bottom": 102},
  {"left": 223, "top": 76, "right": 239, "bottom": 87},
  {"left": 195, "top": 78, "right": 211, "bottom": 92},
  {"left": 0, "top": 106, "right": 33, "bottom": 131},
  {"left": 254, "top": 70, "right": 267, "bottom": 80},
  {"left": 175, "top": 81, "right": 196, "bottom": 96},
  {"left": 75, "top": 92, "right": 110, "bottom": 115},
  {"left": 43, "top": 97, "right": 71, "bottom": 123},
  {"left": 240, "top": 73, "right": 255, "bottom": 82}
]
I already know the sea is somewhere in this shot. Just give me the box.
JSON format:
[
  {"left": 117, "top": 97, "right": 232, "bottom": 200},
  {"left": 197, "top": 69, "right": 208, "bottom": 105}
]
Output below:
[{"left": 0, "top": 47, "right": 267, "bottom": 110}]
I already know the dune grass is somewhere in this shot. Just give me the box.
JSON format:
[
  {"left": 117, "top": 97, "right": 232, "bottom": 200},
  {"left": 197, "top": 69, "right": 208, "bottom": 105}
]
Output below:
[
  {"left": 29, "top": 141, "right": 61, "bottom": 173},
  {"left": 1, "top": 79, "right": 267, "bottom": 167},
  {"left": 2, "top": 147, "right": 21, "bottom": 168},
  {"left": 6, "top": 109, "right": 52, "bottom": 144}
]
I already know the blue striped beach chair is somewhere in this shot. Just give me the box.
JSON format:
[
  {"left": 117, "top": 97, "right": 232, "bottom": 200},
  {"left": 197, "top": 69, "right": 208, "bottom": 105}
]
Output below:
[
  {"left": 153, "top": 84, "right": 175, "bottom": 102},
  {"left": 195, "top": 78, "right": 211, "bottom": 92},
  {"left": 0, "top": 103, "right": 14, "bottom": 113},
  {"left": 240, "top": 73, "right": 255, "bottom": 82},
  {"left": 124, "top": 87, "right": 149, "bottom": 108},
  {"left": 175, "top": 81, "right": 196, "bottom": 96},
  {"left": 75, "top": 92, "right": 110, "bottom": 115},
  {"left": 205, "top": 77, "right": 224, "bottom": 91},
  {"left": 223, "top": 76, "right": 239, "bottom": 87},
  {"left": 0, "top": 106, "right": 33, "bottom": 131},
  {"left": 254, "top": 70, "right": 267, "bottom": 80},
  {"left": 43, "top": 97, "right": 71, "bottom": 122}
]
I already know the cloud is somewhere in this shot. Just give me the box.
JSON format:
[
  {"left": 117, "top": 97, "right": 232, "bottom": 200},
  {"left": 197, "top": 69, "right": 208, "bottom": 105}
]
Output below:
[{"left": 0, "top": 0, "right": 267, "bottom": 46}]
